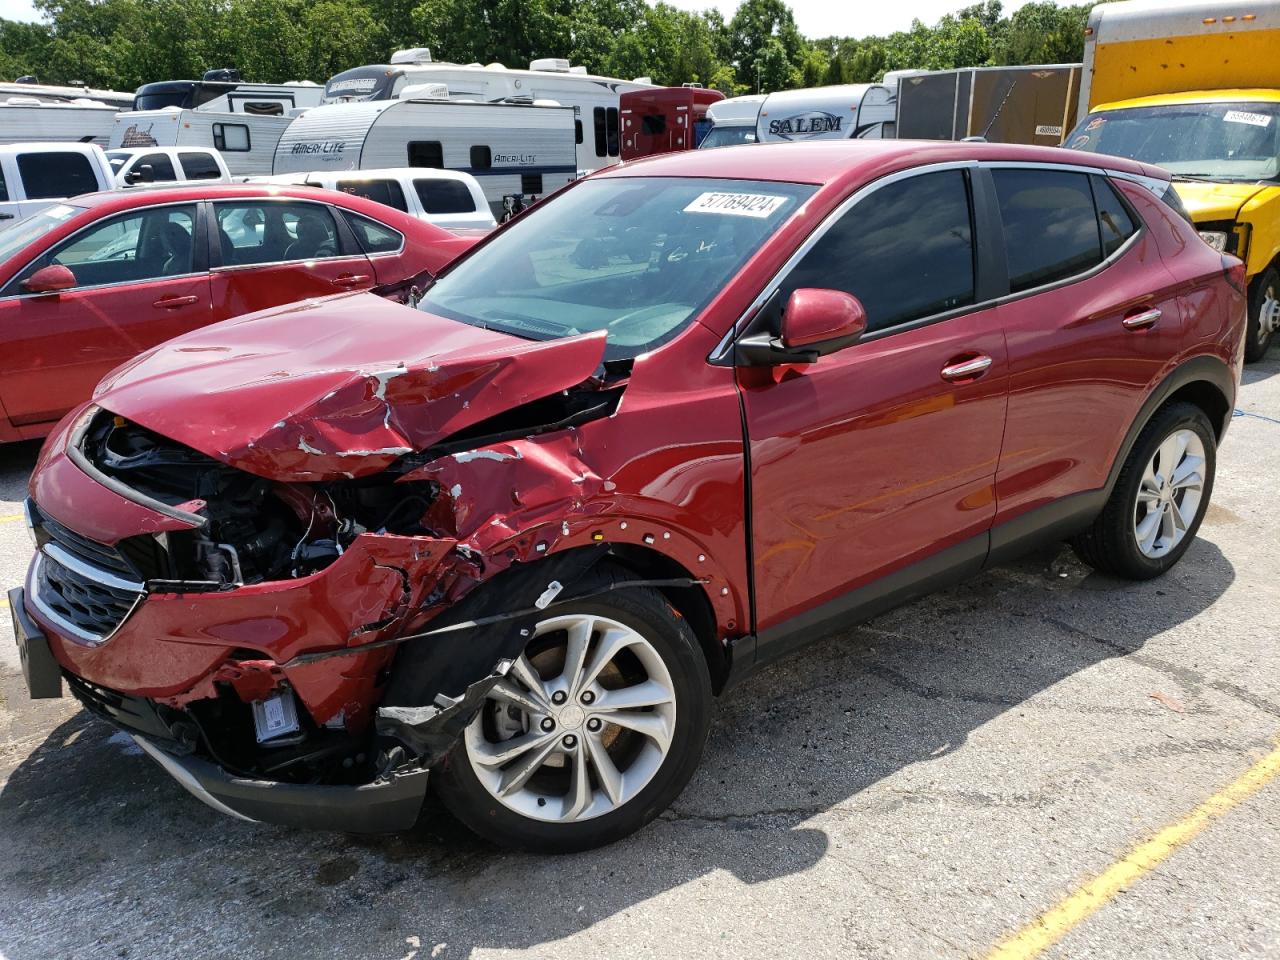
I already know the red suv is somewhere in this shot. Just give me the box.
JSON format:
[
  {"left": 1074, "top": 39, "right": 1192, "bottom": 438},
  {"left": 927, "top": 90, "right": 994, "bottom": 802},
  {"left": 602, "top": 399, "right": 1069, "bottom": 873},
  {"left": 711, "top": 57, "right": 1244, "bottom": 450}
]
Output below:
[
  {"left": 0, "top": 184, "right": 475, "bottom": 443},
  {"left": 13, "top": 141, "right": 1245, "bottom": 852}
]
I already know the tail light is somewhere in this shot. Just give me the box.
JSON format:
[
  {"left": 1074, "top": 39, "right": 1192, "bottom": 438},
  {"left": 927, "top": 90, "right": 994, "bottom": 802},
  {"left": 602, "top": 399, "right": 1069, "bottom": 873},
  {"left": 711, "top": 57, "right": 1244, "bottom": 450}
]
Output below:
[{"left": 1223, "top": 255, "right": 1247, "bottom": 296}]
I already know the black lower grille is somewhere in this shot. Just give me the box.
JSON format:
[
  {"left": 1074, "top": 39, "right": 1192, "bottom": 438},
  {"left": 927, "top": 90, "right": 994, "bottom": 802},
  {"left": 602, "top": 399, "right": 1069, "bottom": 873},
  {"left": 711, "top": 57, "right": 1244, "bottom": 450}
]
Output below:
[
  {"left": 65, "top": 673, "right": 181, "bottom": 744},
  {"left": 32, "top": 501, "right": 138, "bottom": 579},
  {"left": 36, "top": 551, "right": 142, "bottom": 640}
]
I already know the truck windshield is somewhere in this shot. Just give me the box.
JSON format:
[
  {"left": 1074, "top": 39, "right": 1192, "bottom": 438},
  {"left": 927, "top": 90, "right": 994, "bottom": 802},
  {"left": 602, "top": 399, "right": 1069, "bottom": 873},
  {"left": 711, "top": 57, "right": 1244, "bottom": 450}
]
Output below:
[
  {"left": 698, "top": 126, "right": 758, "bottom": 149},
  {"left": 420, "top": 176, "right": 814, "bottom": 361},
  {"left": 1067, "top": 102, "right": 1280, "bottom": 182}
]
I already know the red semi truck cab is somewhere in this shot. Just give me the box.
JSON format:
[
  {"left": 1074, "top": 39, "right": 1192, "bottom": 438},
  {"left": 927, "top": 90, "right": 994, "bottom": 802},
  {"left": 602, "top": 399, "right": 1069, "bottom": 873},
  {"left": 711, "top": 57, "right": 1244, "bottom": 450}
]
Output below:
[{"left": 620, "top": 86, "right": 725, "bottom": 160}]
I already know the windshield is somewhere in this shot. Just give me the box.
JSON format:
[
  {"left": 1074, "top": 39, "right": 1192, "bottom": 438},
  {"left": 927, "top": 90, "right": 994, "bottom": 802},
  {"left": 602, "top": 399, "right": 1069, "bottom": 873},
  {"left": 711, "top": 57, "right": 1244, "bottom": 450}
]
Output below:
[
  {"left": 420, "top": 176, "right": 814, "bottom": 361},
  {"left": 0, "top": 204, "right": 85, "bottom": 267},
  {"left": 699, "top": 126, "right": 758, "bottom": 149},
  {"left": 1067, "top": 102, "right": 1280, "bottom": 182},
  {"left": 105, "top": 151, "right": 130, "bottom": 172}
]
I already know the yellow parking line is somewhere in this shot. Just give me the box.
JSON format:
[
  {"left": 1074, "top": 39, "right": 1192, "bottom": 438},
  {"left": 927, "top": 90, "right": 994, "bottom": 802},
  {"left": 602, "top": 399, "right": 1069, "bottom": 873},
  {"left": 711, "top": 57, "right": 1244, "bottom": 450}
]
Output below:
[
  {"left": 0, "top": 514, "right": 25, "bottom": 524},
  {"left": 985, "top": 742, "right": 1280, "bottom": 960}
]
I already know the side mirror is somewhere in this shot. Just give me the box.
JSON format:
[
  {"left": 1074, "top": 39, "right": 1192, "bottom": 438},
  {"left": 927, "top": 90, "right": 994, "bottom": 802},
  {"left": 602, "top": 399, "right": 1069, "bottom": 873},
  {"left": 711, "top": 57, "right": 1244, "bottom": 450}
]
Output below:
[
  {"left": 21, "top": 264, "right": 77, "bottom": 295},
  {"left": 125, "top": 163, "right": 154, "bottom": 185},
  {"left": 780, "top": 288, "right": 868, "bottom": 352},
  {"left": 736, "top": 287, "right": 867, "bottom": 366}
]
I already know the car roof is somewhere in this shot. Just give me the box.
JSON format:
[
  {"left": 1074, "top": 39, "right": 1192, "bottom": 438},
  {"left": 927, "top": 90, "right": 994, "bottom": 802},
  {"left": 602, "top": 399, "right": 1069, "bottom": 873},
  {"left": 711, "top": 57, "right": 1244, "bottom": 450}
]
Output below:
[
  {"left": 596, "top": 139, "right": 1165, "bottom": 187},
  {"left": 66, "top": 182, "right": 393, "bottom": 213}
]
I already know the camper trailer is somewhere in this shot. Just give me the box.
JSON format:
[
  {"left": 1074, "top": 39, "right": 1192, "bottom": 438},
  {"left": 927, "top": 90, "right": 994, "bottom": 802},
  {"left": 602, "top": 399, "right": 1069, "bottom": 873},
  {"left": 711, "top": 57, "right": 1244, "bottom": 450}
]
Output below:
[
  {"left": 133, "top": 71, "right": 323, "bottom": 116},
  {"left": 754, "top": 84, "right": 897, "bottom": 144},
  {"left": 0, "top": 79, "right": 134, "bottom": 110},
  {"left": 698, "top": 95, "right": 766, "bottom": 148},
  {"left": 110, "top": 110, "right": 293, "bottom": 177},
  {"left": 0, "top": 78, "right": 135, "bottom": 147},
  {"left": 620, "top": 86, "right": 724, "bottom": 160},
  {"left": 889, "top": 65, "right": 1082, "bottom": 145},
  {"left": 272, "top": 98, "right": 578, "bottom": 220},
  {"left": 321, "top": 49, "right": 654, "bottom": 172}
]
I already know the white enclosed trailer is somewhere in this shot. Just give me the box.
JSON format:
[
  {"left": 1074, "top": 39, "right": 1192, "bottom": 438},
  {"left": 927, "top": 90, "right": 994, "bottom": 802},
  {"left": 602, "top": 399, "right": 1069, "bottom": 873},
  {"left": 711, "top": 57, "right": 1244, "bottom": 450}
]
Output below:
[
  {"left": 110, "top": 109, "right": 295, "bottom": 177},
  {"left": 272, "top": 98, "right": 578, "bottom": 219},
  {"left": 754, "top": 84, "right": 897, "bottom": 143},
  {"left": 0, "top": 99, "right": 122, "bottom": 147},
  {"left": 321, "top": 49, "right": 653, "bottom": 172}
]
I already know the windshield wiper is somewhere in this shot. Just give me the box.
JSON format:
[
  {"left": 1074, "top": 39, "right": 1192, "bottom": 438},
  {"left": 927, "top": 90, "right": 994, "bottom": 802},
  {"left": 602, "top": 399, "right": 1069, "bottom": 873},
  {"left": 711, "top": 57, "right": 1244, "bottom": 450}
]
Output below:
[{"left": 1172, "top": 173, "right": 1222, "bottom": 181}]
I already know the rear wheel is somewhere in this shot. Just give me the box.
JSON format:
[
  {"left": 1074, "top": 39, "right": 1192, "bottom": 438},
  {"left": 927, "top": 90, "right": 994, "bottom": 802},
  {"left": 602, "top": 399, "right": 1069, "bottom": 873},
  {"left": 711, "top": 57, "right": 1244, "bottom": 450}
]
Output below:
[
  {"left": 1245, "top": 266, "right": 1279, "bottom": 363},
  {"left": 1072, "top": 402, "right": 1216, "bottom": 580},
  {"left": 433, "top": 576, "right": 711, "bottom": 852}
]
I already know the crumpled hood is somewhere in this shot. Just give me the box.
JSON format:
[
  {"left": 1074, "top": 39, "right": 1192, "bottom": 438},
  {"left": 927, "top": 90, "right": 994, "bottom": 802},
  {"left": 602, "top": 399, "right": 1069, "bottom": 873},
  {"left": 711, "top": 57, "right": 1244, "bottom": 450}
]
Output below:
[
  {"left": 92, "top": 292, "right": 607, "bottom": 481},
  {"left": 1172, "top": 180, "right": 1268, "bottom": 223}
]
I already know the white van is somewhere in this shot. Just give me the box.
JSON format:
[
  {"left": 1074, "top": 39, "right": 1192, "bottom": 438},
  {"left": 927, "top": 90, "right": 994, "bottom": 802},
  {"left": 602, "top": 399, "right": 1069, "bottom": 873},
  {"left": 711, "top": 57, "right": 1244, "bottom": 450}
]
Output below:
[
  {"left": 699, "top": 95, "right": 766, "bottom": 148},
  {"left": 273, "top": 98, "right": 577, "bottom": 220},
  {"left": 105, "top": 146, "right": 232, "bottom": 186},
  {"left": 260, "top": 167, "right": 495, "bottom": 231},
  {"left": 0, "top": 142, "right": 115, "bottom": 228}
]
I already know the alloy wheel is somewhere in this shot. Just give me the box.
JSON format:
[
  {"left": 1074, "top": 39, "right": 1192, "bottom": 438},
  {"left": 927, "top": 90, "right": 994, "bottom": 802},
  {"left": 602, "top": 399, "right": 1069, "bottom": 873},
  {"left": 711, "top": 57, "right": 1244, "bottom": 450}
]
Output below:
[
  {"left": 1133, "top": 428, "right": 1206, "bottom": 559},
  {"left": 1260, "top": 283, "right": 1280, "bottom": 341},
  {"left": 464, "top": 613, "right": 677, "bottom": 824}
]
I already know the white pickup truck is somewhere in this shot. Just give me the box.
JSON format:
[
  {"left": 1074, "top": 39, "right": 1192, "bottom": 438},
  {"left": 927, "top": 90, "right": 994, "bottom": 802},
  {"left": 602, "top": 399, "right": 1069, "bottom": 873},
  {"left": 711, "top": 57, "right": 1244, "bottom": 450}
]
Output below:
[
  {"left": 0, "top": 142, "right": 115, "bottom": 229},
  {"left": 105, "top": 146, "right": 232, "bottom": 187}
]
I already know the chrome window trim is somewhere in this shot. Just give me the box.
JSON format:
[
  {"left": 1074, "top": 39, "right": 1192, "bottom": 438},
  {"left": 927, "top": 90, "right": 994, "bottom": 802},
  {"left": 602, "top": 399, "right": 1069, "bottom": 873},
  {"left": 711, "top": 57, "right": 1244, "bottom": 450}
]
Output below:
[
  {"left": 0, "top": 199, "right": 203, "bottom": 301},
  {"left": 709, "top": 159, "right": 1152, "bottom": 363},
  {"left": 28, "top": 548, "right": 146, "bottom": 648}
]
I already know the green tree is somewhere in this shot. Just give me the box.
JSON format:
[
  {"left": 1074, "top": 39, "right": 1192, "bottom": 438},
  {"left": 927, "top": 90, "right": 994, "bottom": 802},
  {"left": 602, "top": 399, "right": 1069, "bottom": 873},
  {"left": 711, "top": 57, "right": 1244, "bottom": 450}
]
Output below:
[{"left": 727, "top": 0, "right": 803, "bottom": 92}]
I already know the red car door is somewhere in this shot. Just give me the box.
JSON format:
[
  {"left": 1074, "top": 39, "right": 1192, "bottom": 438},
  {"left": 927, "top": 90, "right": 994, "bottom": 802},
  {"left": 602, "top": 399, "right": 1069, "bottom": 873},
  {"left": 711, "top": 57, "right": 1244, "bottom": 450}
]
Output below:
[
  {"left": 208, "top": 199, "right": 376, "bottom": 316},
  {"left": 738, "top": 169, "right": 1008, "bottom": 657},
  {"left": 988, "top": 167, "right": 1185, "bottom": 529},
  {"left": 0, "top": 202, "right": 211, "bottom": 431}
]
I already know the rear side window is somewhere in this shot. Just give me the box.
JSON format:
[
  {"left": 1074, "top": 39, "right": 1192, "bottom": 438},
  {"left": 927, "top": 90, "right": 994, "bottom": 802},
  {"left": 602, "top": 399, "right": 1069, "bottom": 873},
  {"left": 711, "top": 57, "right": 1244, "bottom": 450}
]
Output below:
[
  {"left": 1092, "top": 175, "right": 1137, "bottom": 255},
  {"left": 342, "top": 212, "right": 404, "bottom": 254},
  {"left": 336, "top": 178, "right": 408, "bottom": 212},
  {"left": 212, "top": 123, "right": 250, "bottom": 152},
  {"left": 214, "top": 201, "right": 340, "bottom": 265},
  {"left": 414, "top": 178, "right": 476, "bottom": 214},
  {"left": 180, "top": 152, "right": 222, "bottom": 180},
  {"left": 408, "top": 141, "right": 443, "bottom": 167},
  {"left": 782, "top": 170, "right": 975, "bottom": 333},
  {"left": 17, "top": 152, "right": 99, "bottom": 200},
  {"left": 992, "top": 169, "right": 1101, "bottom": 292},
  {"left": 136, "top": 153, "right": 177, "bottom": 181}
]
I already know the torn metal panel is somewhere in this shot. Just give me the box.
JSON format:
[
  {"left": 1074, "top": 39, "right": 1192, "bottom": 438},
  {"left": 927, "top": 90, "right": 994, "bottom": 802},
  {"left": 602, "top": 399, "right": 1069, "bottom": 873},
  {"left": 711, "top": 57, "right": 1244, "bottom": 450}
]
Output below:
[{"left": 88, "top": 293, "right": 607, "bottom": 481}]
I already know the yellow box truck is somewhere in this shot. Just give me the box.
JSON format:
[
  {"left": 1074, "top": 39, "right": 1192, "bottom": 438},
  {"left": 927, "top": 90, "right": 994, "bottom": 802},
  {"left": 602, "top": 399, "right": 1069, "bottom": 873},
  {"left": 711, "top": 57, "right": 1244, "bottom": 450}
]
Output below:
[{"left": 1065, "top": 0, "right": 1280, "bottom": 360}]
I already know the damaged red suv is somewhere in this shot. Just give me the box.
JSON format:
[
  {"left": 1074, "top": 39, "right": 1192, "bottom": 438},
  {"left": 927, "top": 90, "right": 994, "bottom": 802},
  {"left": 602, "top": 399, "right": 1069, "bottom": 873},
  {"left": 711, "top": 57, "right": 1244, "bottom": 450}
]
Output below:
[{"left": 14, "top": 141, "right": 1245, "bottom": 852}]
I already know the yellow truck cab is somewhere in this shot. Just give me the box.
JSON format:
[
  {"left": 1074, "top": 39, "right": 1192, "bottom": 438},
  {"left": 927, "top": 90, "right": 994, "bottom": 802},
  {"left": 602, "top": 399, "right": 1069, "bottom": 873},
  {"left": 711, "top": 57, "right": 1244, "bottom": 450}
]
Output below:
[{"left": 1065, "top": 0, "right": 1280, "bottom": 360}]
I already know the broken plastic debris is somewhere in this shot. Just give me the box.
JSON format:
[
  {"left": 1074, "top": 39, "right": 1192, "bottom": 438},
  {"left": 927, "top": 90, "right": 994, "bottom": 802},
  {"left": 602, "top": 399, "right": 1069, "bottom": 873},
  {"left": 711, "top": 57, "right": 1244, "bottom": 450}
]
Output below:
[{"left": 535, "top": 580, "right": 564, "bottom": 610}]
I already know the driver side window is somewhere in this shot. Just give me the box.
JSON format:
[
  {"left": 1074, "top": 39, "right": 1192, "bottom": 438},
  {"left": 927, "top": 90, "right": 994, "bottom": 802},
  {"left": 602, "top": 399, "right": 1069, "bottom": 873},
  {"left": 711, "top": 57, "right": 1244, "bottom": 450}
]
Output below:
[
  {"left": 780, "top": 170, "right": 976, "bottom": 334},
  {"left": 17, "top": 205, "right": 196, "bottom": 290}
]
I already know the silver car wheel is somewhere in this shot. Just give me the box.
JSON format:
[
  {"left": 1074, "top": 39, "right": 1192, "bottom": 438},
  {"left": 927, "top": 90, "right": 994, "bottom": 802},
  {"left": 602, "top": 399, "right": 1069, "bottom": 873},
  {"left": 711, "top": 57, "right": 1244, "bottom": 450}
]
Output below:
[
  {"left": 1133, "top": 428, "right": 1206, "bottom": 558},
  {"left": 1260, "top": 282, "right": 1280, "bottom": 340},
  {"left": 464, "top": 613, "right": 677, "bottom": 824}
]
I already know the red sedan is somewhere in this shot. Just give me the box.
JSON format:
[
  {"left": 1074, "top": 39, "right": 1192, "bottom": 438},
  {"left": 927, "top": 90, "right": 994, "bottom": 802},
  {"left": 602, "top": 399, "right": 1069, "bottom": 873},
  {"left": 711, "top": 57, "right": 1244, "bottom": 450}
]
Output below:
[
  {"left": 0, "top": 184, "right": 475, "bottom": 442},
  {"left": 15, "top": 141, "right": 1245, "bottom": 851}
]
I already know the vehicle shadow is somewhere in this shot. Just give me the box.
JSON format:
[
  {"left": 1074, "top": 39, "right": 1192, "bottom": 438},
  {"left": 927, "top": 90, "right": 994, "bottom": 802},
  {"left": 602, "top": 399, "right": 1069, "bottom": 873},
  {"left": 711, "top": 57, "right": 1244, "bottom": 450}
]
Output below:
[
  {"left": 1240, "top": 341, "right": 1280, "bottom": 385},
  {"left": 0, "top": 537, "right": 1235, "bottom": 959},
  {"left": 0, "top": 441, "right": 40, "bottom": 504}
]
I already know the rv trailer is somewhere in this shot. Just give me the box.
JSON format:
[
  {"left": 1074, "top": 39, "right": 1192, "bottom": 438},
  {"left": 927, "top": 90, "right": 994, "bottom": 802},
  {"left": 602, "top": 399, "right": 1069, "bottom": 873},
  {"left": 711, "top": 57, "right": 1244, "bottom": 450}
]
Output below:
[
  {"left": 620, "top": 86, "right": 724, "bottom": 160},
  {"left": 321, "top": 49, "right": 654, "bottom": 172},
  {"left": 754, "top": 84, "right": 897, "bottom": 143},
  {"left": 0, "top": 80, "right": 134, "bottom": 110},
  {"left": 0, "top": 99, "right": 121, "bottom": 147},
  {"left": 134, "top": 71, "right": 323, "bottom": 116},
  {"left": 110, "top": 110, "right": 294, "bottom": 177},
  {"left": 889, "top": 64, "right": 1082, "bottom": 145},
  {"left": 272, "top": 98, "right": 578, "bottom": 220}
]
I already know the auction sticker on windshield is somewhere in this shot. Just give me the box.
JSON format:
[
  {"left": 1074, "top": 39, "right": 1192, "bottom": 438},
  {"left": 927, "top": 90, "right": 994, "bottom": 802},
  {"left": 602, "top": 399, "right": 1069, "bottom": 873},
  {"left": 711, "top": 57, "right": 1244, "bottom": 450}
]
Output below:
[
  {"left": 684, "top": 192, "right": 788, "bottom": 218},
  {"left": 1223, "top": 110, "right": 1272, "bottom": 128}
]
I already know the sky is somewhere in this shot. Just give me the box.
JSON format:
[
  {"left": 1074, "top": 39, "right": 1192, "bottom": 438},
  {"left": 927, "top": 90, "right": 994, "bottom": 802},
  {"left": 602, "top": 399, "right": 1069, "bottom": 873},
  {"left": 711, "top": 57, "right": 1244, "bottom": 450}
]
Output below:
[{"left": 0, "top": 0, "right": 1063, "bottom": 39}]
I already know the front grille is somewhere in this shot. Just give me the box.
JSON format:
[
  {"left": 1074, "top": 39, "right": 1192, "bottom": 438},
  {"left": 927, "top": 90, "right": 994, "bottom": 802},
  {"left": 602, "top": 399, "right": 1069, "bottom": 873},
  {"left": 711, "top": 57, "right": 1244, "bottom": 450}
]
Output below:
[
  {"left": 34, "top": 549, "right": 143, "bottom": 643},
  {"left": 34, "top": 503, "right": 138, "bottom": 579}
]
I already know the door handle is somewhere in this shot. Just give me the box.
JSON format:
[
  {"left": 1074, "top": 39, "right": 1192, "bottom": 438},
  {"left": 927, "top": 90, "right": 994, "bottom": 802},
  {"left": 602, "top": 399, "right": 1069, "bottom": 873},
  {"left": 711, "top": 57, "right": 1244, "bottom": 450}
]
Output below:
[
  {"left": 941, "top": 355, "right": 993, "bottom": 382},
  {"left": 1122, "top": 307, "right": 1162, "bottom": 330},
  {"left": 0, "top": 213, "right": 13, "bottom": 221},
  {"left": 332, "top": 274, "right": 370, "bottom": 287},
  {"left": 153, "top": 295, "right": 199, "bottom": 309}
]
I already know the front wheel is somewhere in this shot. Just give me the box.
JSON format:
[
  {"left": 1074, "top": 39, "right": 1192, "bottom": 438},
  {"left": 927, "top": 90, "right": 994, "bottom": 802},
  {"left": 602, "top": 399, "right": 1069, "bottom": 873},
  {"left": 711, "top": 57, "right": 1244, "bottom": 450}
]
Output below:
[
  {"left": 1072, "top": 402, "right": 1216, "bottom": 580},
  {"left": 433, "top": 574, "right": 712, "bottom": 852},
  {"left": 1245, "top": 266, "right": 1279, "bottom": 363}
]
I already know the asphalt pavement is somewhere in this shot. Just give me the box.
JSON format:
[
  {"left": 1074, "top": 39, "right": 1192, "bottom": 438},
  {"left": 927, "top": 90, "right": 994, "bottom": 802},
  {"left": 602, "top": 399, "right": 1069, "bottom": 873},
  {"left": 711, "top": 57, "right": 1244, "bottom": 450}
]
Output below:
[{"left": 1, "top": 344, "right": 1278, "bottom": 960}]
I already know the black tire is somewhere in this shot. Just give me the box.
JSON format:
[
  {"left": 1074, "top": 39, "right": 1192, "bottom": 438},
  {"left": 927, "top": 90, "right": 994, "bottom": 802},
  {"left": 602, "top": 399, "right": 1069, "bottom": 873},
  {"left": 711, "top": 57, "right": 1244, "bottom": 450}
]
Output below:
[
  {"left": 1245, "top": 265, "right": 1279, "bottom": 363},
  {"left": 1072, "top": 402, "right": 1216, "bottom": 580},
  {"left": 432, "top": 568, "right": 712, "bottom": 853}
]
